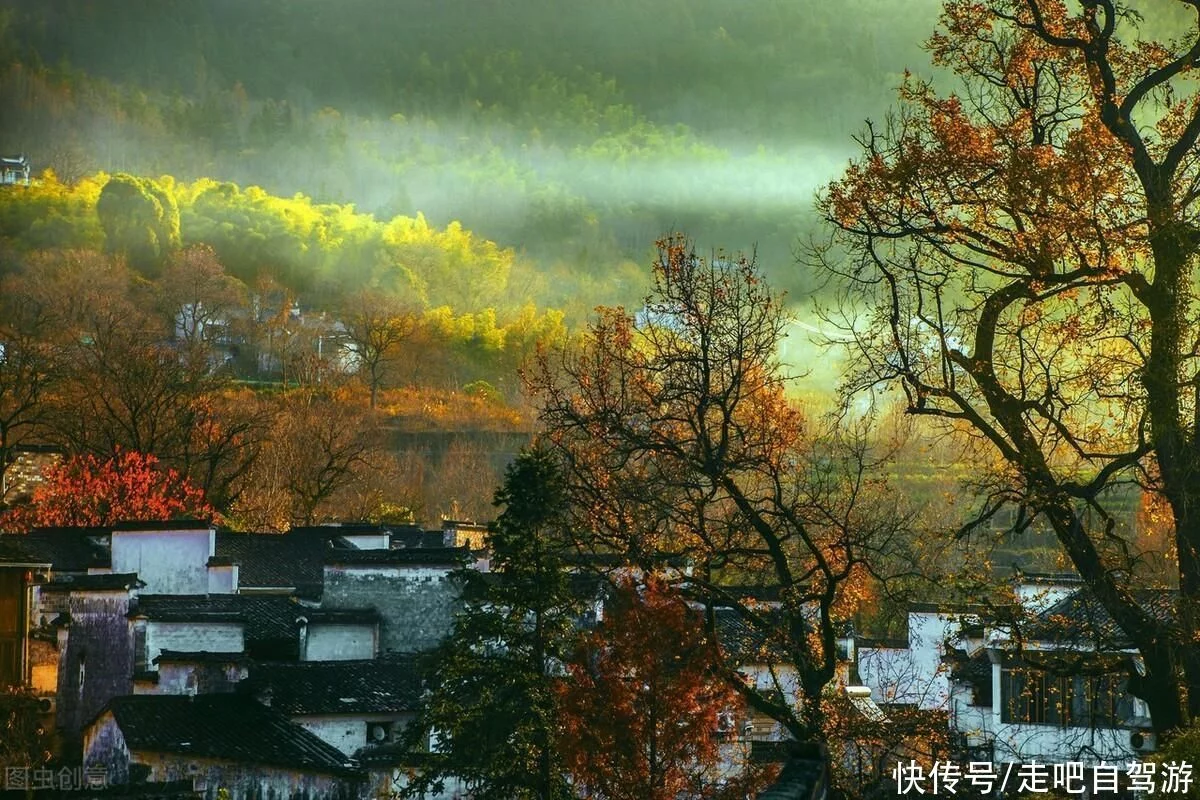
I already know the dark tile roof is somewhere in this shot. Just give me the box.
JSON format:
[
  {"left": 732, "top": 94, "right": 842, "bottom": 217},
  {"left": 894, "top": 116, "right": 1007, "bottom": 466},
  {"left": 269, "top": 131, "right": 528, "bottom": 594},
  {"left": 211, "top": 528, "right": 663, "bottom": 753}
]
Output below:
[
  {"left": 41, "top": 573, "right": 144, "bottom": 593},
  {"left": 1032, "top": 587, "right": 1177, "bottom": 649},
  {"left": 130, "top": 595, "right": 304, "bottom": 660},
  {"left": 241, "top": 656, "right": 424, "bottom": 715},
  {"left": 215, "top": 531, "right": 332, "bottom": 591},
  {"left": 241, "top": 597, "right": 307, "bottom": 658},
  {"left": 130, "top": 595, "right": 244, "bottom": 623},
  {"left": 355, "top": 741, "right": 423, "bottom": 769},
  {"left": 98, "top": 694, "right": 359, "bottom": 776},
  {"left": 296, "top": 608, "right": 381, "bottom": 625},
  {"left": 755, "top": 743, "right": 830, "bottom": 800},
  {"left": 153, "top": 650, "right": 252, "bottom": 665},
  {"left": 390, "top": 527, "right": 447, "bottom": 549},
  {"left": 113, "top": 520, "right": 214, "bottom": 531},
  {"left": 681, "top": 583, "right": 786, "bottom": 606},
  {"left": 715, "top": 608, "right": 790, "bottom": 663},
  {"left": 4, "top": 528, "right": 111, "bottom": 571},
  {"left": 0, "top": 537, "right": 51, "bottom": 566},
  {"left": 323, "top": 547, "right": 469, "bottom": 567},
  {"left": 288, "top": 524, "right": 393, "bottom": 538}
]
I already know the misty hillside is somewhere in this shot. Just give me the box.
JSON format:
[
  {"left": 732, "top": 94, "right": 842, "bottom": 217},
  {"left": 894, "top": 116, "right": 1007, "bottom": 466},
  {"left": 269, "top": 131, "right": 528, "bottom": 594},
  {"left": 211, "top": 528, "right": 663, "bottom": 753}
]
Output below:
[{"left": 0, "top": 0, "right": 943, "bottom": 305}]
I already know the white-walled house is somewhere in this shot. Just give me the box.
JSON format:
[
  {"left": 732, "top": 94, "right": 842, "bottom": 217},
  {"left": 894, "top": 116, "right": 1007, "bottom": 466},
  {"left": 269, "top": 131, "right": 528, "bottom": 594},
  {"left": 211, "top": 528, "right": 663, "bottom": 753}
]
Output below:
[
  {"left": 0, "top": 155, "right": 30, "bottom": 185},
  {"left": 943, "top": 582, "right": 1157, "bottom": 767},
  {"left": 239, "top": 656, "right": 423, "bottom": 757},
  {"left": 855, "top": 605, "right": 979, "bottom": 711},
  {"left": 110, "top": 521, "right": 224, "bottom": 595},
  {"left": 849, "top": 573, "right": 1160, "bottom": 771}
]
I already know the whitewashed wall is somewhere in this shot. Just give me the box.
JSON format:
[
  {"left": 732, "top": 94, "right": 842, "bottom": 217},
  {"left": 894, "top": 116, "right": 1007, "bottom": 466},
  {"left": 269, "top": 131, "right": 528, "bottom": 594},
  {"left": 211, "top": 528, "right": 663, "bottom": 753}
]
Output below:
[{"left": 112, "top": 529, "right": 214, "bottom": 595}]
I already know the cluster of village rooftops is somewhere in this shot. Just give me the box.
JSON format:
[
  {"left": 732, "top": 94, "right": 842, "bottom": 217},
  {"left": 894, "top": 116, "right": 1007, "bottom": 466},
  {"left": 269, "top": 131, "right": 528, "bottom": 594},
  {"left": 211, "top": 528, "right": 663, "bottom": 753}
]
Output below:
[{"left": 0, "top": 520, "right": 1164, "bottom": 800}]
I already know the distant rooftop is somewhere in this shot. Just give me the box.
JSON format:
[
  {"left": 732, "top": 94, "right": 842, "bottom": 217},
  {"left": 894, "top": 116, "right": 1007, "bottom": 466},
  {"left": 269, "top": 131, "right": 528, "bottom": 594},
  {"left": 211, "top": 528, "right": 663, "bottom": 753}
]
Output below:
[
  {"left": 323, "top": 546, "right": 470, "bottom": 567},
  {"left": 2, "top": 528, "right": 112, "bottom": 571},
  {"left": 40, "top": 573, "right": 144, "bottom": 593},
  {"left": 0, "top": 537, "right": 52, "bottom": 567}
]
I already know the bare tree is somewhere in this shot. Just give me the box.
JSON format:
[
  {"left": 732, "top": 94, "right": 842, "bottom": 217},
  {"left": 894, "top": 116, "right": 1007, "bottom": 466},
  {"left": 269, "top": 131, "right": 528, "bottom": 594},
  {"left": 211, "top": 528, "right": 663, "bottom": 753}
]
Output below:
[
  {"left": 530, "top": 237, "right": 915, "bottom": 740},
  {"left": 0, "top": 272, "right": 57, "bottom": 505},
  {"left": 818, "top": 0, "right": 1200, "bottom": 734},
  {"left": 235, "top": 390, "right": 386, "bottom": 528},
  {"left": 158, "top": 244, "right": 248, "bottom": 352},
  {"left": 340, "top": 289, "right": 417, "bottom": 407}
]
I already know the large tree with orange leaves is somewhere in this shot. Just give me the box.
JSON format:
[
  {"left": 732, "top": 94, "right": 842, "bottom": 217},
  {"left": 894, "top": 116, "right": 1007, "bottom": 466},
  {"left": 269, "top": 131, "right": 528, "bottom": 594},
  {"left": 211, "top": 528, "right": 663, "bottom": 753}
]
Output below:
[
  {"left": 530, "top": 237, "right": 913, "bottom": 741},
  {"left": 819, "top": 0, "right": 1200, "bottom": 734},
  {"left": 0, "top": 448, "right": 215, "bottom": 531},
  {"left": 558, "top": 576, "right": 770, "bottom": 800}
]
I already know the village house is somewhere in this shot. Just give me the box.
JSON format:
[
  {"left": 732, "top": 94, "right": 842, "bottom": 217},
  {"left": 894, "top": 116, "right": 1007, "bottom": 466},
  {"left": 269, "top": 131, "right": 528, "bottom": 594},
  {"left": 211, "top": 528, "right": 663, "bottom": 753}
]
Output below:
[
  {"left": 0, "top": 520, "right": 484, "bottom": 799},
  {"left": 83, "top": 694, "right": 362, "bottom": 800},
  {"left": 320, "top": 547, "right": 470, "bottom": 655},
  {"left": 847, "top": 571, "right": 1158, "bottom": 774},
  {"left": 0, "top": 517, "right": 858, "bottom": 800},
  {"left": 238, "top": 657, "right": 422, "bottom": 755},
  {"left": 0, "top": 154, "right": 30, "bottom": 185},
  {"left": 1, "top": 444, "right": 64, "bottom": 505}
]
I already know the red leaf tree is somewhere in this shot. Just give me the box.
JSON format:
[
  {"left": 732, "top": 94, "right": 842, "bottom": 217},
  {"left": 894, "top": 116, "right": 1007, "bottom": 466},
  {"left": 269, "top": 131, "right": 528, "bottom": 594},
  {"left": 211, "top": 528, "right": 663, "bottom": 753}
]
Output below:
[
  {"left": 558, "top": 576, "right": 761, "bottom": 800},
  {"left": 1, "top": 448, "right": 216, "bottom": 531}
]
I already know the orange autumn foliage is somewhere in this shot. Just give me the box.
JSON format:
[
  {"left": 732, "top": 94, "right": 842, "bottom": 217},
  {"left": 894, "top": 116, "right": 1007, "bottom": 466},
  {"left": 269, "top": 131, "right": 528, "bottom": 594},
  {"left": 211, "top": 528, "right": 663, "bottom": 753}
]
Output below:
[
  {"left": 557, "top": 577, "right": 759, "bottom": 800},
  {"left": 1, "top": 448, "right": 216, "bottom": 531}
]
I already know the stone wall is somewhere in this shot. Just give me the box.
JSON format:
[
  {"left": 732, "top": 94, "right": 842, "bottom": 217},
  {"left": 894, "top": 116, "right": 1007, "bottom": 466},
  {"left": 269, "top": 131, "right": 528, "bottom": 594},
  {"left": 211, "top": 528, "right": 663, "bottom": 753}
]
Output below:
[
  {"left": 321, "top": 566, "right": 460, "bottom": 654},
  {"left": 142, "top": 754, "right": 360, "bottom": 800},
  {"left": 82, "top": 710, "right": 132, "bottom": 785}
]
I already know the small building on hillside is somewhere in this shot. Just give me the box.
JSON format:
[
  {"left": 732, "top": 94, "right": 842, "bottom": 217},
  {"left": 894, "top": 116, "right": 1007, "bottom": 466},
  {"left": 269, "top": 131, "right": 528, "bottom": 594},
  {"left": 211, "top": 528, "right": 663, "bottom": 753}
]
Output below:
[
  {"left": 0, "top": 155, "right": 31, "bottom": 185},
  {"left": 1, "top": 443, "right": 63, "bottom": 504}
]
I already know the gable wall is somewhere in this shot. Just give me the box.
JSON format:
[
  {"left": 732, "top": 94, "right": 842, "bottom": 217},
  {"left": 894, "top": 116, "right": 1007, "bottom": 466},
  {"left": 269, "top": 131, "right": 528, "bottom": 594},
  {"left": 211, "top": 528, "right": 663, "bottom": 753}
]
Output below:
[
  {"left": 145, "top": 621, "right": 244, "bottom": 667},
  {"left": 59, "top": 593, "right": 134, "bottom": 748},
  {"left": 112, "top": 530, "right": 214, "bottom": 595},
  {"left": 303, "top": 624, "right": 376, "bottom": 662},
  {"left": 322, "top": 566, "right": 459, "bottom": 654}
]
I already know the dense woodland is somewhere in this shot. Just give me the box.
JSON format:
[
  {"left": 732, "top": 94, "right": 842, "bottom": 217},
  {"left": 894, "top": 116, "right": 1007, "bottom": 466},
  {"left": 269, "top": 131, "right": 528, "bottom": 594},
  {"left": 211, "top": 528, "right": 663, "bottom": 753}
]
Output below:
[
  {"left": 0, "top": 0, "right": 957, "bottom": 305},
  {"left": 0, "top": 0, "right": 954, "bottom": 534}
]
